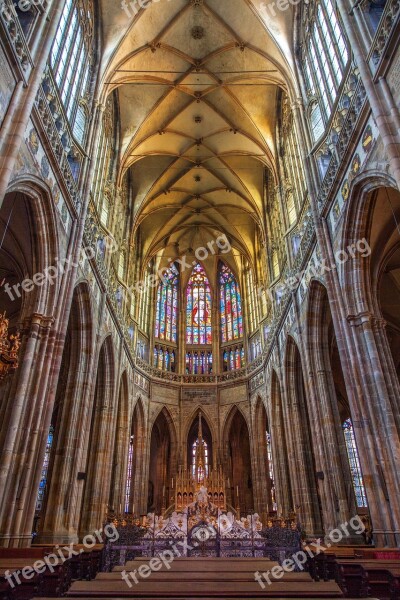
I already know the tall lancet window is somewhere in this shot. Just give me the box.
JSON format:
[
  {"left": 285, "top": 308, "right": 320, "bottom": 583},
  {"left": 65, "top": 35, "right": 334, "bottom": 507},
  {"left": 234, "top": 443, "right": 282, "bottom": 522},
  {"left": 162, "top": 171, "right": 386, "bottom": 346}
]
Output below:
[
  {"left": 124, "top": 435, "right": 134, "bottom": 513},
  {"left": 343, "top": 419, "right": 368, "bottom": 508},
  {"left": 186, "top": 263, "right": 212, "bottom": 345},
  {"left": 266, "top": 431, "right": 277, "bottom": 511},
  {"left": 155, "top": 265, "right": 179, "bottom": 343},
  {"left": 192, "top": 413, "right": 209, "bottom": 483},
  {"left": 50, "top": 0, "right": 93, "bottom": 134},
  {"left": 219, "top": 262, "right": 243, "bottom": 343},
  {"left": 36, "top": 425, "right": 55, "bottom": 512}
]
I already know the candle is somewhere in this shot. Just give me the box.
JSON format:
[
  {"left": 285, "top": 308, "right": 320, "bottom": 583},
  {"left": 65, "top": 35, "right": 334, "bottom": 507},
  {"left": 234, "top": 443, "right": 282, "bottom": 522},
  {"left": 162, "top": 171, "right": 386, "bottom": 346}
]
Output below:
[
  {"left": 172, "top": 478, "right": 174, "bottom": 489},
  {"left": 227, "top": 478, "right": 230, "bottom": 488},
  {"left": 236, "top": 486, "right": 239, "bottom": 497},
  {"left": 132, "top": 504, "right": 135, "bottom": 516}
]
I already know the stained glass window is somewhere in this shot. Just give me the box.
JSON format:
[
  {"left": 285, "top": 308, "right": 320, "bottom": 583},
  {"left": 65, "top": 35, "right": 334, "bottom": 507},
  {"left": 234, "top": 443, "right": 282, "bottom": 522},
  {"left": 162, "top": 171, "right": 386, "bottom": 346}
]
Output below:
[
  {"left": 186, "top": 351, "right": 212, "bottom": 375},
  {"left": 138, "top": 264, "right": 152, "bottom": 335},
  {"left": 343, "top": 419, "right": 368, "bottom": 508},
  {"left": 222, "top": 346, "right": 245, "bottom": 372},
  {"left": 219, "top": 262, "right": 243, "bottom": 343},
  {"left": 155, "top": 265, "right": 178, "bottom": 343},
  {"left": 154, "top": 346, "right": 176, "bottom": 372},
  {"left": 125, "top": 435, "right": 134, "bottom": 513},
  {"left": 36, "top": 425, "right": 54, "bottom": 512},
  {"left": 186, "top": 263, "right": 212, "bottom": 345}
]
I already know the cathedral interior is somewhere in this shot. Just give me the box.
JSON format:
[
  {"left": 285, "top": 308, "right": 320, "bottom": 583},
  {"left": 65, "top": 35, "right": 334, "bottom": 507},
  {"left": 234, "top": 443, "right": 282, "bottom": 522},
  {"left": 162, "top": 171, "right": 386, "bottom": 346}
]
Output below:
[{"left": 0, "top": 0, "right": 400, "bottom": 597}]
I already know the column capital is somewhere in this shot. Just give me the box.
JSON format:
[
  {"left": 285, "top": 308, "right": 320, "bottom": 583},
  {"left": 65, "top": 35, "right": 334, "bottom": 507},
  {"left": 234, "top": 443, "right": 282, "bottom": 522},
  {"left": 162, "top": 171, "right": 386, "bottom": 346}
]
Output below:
[{"left": 347, "top": 311, "right": 386, "bottom": 330}]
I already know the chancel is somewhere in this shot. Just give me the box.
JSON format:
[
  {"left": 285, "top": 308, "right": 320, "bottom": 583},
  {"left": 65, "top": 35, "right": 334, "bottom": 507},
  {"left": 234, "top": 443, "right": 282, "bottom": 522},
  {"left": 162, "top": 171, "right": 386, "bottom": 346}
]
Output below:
[{"left": 0, "top": 0, "right": 399, "bottom": 598}]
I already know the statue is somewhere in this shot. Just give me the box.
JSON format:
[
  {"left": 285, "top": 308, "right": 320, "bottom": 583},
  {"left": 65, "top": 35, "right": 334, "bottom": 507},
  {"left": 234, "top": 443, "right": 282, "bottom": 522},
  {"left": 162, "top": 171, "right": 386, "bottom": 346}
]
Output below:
[{"left": 196, "top": 485, "right": 208, "bottom": 505}]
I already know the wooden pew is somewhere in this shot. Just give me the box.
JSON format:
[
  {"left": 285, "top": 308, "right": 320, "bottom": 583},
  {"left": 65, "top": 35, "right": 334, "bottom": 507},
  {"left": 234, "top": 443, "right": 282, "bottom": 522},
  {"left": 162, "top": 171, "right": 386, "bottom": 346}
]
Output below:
[{"left": 336, "top": 559, "right": 400, "bottom": 599}]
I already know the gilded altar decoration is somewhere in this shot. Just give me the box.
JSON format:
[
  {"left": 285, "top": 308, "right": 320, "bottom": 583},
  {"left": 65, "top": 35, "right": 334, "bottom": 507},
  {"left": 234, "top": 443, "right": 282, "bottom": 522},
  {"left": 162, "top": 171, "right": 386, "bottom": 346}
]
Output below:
[
  {"left": 175, "top": 411, "right": 226, "bottom": 512},
  {"left": 103, "top": 486, "right": 302, "bottom": 569},
  {"left": 0, "top": 312, "right": 21, "bottom": 381}
]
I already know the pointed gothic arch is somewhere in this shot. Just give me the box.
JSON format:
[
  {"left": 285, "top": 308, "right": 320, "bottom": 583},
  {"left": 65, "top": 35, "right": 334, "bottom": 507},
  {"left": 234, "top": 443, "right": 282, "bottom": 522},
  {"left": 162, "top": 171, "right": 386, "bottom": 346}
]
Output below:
[
  {"left": 148, "top": 407, "right": 177, "bottom": 514},
  {"left": 222, "top": 406, "right": 253, "bottom": 514}
]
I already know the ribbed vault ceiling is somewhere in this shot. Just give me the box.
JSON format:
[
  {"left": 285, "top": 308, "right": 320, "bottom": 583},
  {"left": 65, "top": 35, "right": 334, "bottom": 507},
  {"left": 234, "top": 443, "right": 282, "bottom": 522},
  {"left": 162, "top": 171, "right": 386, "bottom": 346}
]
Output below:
[{"left": 99, "top": 0, "right": 297, "bottom": 279}]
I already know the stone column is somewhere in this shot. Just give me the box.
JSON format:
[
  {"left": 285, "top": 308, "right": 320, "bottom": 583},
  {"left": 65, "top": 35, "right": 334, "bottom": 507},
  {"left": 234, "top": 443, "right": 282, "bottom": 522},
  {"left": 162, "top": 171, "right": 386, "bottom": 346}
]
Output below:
[{"left": 281, "top": 354, "right": 324, "bottom": 538}]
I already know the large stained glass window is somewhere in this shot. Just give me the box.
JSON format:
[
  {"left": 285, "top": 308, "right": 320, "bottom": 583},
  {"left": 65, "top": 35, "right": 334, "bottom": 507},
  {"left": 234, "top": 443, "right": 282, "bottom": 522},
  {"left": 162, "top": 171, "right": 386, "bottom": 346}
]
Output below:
[
  {"left": 155, "top": 265, "right": 179, "bottom": 343},
  {"left": 219, "top": 262, "right": 243, "bottom": 343},
  {"left": 186, "top": 263, "right": 212, "bottom": 345},
  {"left": 343, "top": 419, "right": 368, "bottom": 508}
]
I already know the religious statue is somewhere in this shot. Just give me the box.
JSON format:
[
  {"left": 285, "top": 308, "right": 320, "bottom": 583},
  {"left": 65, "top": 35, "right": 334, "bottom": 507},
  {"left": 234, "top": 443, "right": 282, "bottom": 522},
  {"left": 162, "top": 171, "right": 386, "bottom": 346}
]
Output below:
[{"left": 196, "top": 485, "right": 208, "bottom": 505}]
